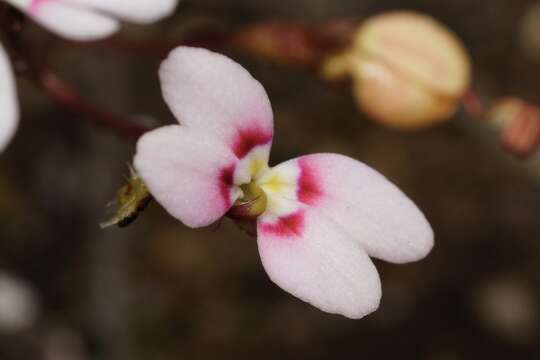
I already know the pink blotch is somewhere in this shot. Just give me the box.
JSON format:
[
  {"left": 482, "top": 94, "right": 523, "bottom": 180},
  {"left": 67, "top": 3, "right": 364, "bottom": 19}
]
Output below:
[
  {"left": 259, "top": 211, "right": 305, "bottom": 238},
  {"left": 297, "top": 157, "right": 324, "bottom": 206},
  {"left": 218, "top": 164, "right": 236, "bottom": 208},
  {"left": 231, "top": 124, "right": 272, "bottom": 159},
  {"left": 30, "top": 0, "right": 50, "bottom": 13}
]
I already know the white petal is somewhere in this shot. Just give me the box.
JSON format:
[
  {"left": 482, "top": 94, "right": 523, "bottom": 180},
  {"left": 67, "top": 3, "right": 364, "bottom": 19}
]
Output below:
[
  {"left": 0, "top": 43, "right": 19, "bottom": 153},
  {"left": 6, "top": 0, "right": 177, "bottom": 40},
  {"left": 257, "top": 205, "right": 381, "bottom": 319},
  {"left": 65, "top": 0, "right": 178, "bottom": 24},
  {"left": 26, "top": 1, "right": 119, "bottom": 41},
  {"left": 159, "top": 47, "right": 274, "bottom": 158},
  {"left": 134, "top": 125, "right": 240, "bottom": 228},
  {"left": 262, "top": 154, "right": 434, "bottom": 264}
]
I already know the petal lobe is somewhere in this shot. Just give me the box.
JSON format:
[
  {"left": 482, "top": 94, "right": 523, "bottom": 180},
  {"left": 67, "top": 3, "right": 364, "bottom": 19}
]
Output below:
[{"left": 0, "top": 44, "right": 19, "bottom": 153}]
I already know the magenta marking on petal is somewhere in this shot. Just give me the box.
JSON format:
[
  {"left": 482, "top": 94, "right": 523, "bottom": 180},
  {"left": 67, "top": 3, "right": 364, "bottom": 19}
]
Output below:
[
  {"left": 219, "top": 164, "right": 236, "bottom": 208},
  {"left": 260, "top": 210, "right": 305, "bottom": 238},
  {"left": 297, "top": 157, "right": 324, "bottom": 206},
  {"left": 231, "top": 124, "right": 272, "bottom": 159},
  {"left": 30, "top": 0, "right": 49, "bottom": 13}
]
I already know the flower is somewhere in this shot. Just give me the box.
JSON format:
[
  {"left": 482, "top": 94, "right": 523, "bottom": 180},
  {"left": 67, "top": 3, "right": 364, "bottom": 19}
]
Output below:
[
  {"left": 0, "top": 271, "right": 38, "bottom": 333},
  {"left": 134, "top": 46, "right": 434, "bottom": 319},
  {"left": 0, "top": 0, "right": 179, "bottom": 152}
]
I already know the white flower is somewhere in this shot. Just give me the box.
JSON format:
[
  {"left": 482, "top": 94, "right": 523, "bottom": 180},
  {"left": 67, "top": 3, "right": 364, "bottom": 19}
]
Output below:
[
  {"left": 0, "top": 272, "right": 38, "bottom": 333},
  {"left": 134, "top": 47, "right": 434, "bottom": 319}
]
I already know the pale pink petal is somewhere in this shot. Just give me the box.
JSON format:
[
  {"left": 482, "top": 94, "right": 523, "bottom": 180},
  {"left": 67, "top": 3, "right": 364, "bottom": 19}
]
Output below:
[
  {"left": 7, "top": 0, "right": 177, "bottom": 41},
  {"left": 17, "top": 0, "right": 120, "bottom": 41},
  {"left": 257, "top": 204, "right": 381, "bottom": 319},
  {"left": 66, "top": 0, "right": 178, "bottom": 24},
  {"left": 159, "top": 47, "right": 274, "bottom": 162},
  {"left": 134, "top": 125, "right": 240, "bottom": 228},
  {"left": 0, "top": 43, "right": 19, "bottom": 153},
  {"left": 260, "top": 154, "right": 434, "bottom": 264}
]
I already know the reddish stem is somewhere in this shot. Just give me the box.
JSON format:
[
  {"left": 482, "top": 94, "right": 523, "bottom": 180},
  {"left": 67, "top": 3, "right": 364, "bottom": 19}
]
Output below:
[
  {"left": 25, "top": 21, "right": 359, "bottom": 139},
  {"left": 37, "top": 71, "right": 152, "bottom": 139},
  {"left": 66, "top": 20, "right": 359, "bottom": 67},
  {"left": 66, "top": 30, "right": 232, "bottom": 58},
  {"left": 462, "top": 88, "right": 486, "bottom": 119}
]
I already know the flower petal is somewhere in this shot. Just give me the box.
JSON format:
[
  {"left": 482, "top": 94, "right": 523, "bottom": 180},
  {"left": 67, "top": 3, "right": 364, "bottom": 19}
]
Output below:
[
  {"left": 7, "top": 0, "right": 177, "bottom": 40},
  {"left": 257, "top": 204, "right": 381, "bottom": 319},
  {"left": 0, "top": 44, "right": 19, "bottom": 153},
  {"left": 134, "top": 125, "right": 240, "bottom": 228},
  {"left": 63, "top": 0, "right": 178, "bottom": 24},
  {"left": 18, "top": 0, "right": 120, "bottom": 41},
  {"left": 159, "top": 47, "right": 274, "bottom": 161},
  {"left": 259, "top": 154, "right": 434, "bottom": 264}
]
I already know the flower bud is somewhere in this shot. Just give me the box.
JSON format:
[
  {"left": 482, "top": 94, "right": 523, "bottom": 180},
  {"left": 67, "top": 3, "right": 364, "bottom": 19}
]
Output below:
[
  {"left": 486, "top": 97, "right": 540, "bottom": 157},
  {"left": 100, "top": 165, "right": 152, "bottom": 228},
  {"left": 230, "top": 22, "right": 319, "bottom": 67},
  {"left": 323, "top": 11, "right": 471, "bottom": 130},
  {"left": 229, "top": 20, "right": 358, "bottom": 68}
]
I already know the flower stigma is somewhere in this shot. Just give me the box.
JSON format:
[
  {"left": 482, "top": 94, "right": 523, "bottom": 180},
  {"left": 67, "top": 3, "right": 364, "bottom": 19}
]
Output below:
[{"left": 227, "top": 181, "right": 268, "bottom": 220}]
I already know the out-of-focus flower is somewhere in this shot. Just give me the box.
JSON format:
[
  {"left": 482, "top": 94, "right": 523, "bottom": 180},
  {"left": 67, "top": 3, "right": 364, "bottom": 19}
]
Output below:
[
  {"left": 487, "top": 97, "right": 540, "bottom": 157},
  {"left": 42, "top": 326, "right": 88, "bottom": 360},
  {"left": 5, "top": 0, "right": 179, "bottom": 40},
  {"left": 520, "top": 1, "right": 540, "bottom": 62},
  {"left": 0, "top": 272, "right": 38, "bottom": 333},
  {"left": 134, "top": 47, "right": 434, "bottom": 319},
  {"left": 323, "top": 11, "right": 471, "bottom": 130},
  {"left": 0, "top": 44, "right": 18, "bottom": 153},
  {"left": 0, "top": 0, "right": 179, "bottom": 152},
  {"left": 472, "top": 277, "right": 539, "bottom": 343}
]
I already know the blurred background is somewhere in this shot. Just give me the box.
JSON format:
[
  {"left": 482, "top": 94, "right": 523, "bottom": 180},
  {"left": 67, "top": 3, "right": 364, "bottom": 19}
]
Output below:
[{"left": 2, "top": 0, "right": 540, "bottom": 359}]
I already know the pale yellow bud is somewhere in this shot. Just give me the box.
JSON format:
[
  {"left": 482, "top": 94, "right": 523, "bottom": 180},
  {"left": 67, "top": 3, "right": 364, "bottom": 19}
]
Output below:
[
  {"left": 350, "top": 57, "right": 457, "bottom": 129},
  {"left": 324, "top": 11, "right": 472, "bottom": 130}
]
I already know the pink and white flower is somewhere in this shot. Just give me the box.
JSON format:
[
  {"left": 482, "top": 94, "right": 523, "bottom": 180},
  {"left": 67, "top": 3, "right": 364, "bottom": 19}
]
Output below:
[
  {"left": 0, "top": 0, "right": 178, "bottom": 151},
  {"left": 135, "top": 46, "right": 434, "bottom": 319}
]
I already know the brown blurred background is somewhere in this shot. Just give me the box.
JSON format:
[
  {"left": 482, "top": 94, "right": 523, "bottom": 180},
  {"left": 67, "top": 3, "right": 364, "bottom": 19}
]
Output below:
[{"left": 2, "top": 0, "right": 540, "bottom": 359}]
